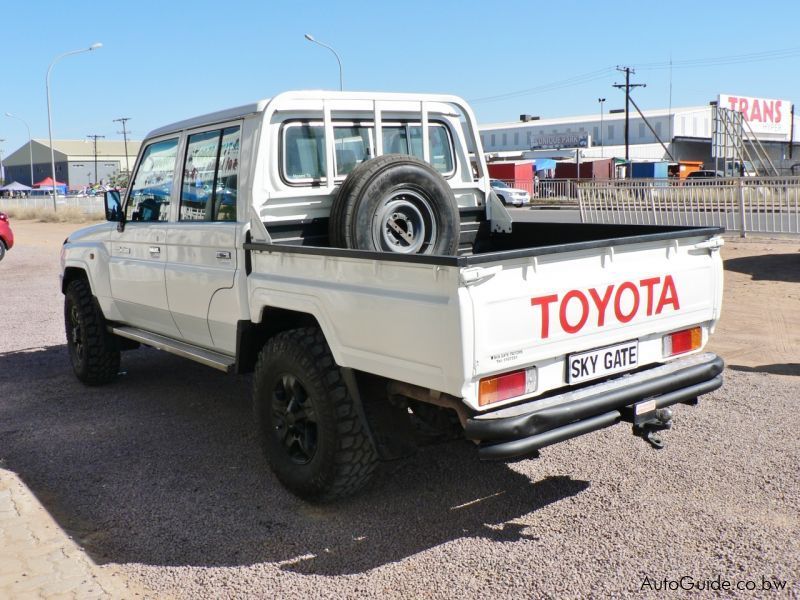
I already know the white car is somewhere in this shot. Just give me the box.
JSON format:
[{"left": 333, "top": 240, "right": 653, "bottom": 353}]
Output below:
[{"left": 490, "top": 179, "right": 529, "bottom": 207}]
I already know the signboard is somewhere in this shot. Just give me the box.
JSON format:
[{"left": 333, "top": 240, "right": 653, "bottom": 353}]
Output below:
[
  {"left": 531, "top": 133, "right": 590, "bottom": 150},
  {"left": 718, "top": 94, "right": 792, "bottom": 138}
]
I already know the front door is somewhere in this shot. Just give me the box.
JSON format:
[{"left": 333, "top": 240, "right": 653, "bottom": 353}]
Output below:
[{"left": 109, "top": 136, "right": 181, "bottom": 338}]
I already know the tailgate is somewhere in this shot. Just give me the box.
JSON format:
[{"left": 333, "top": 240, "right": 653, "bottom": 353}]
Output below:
[{"left": 460, "top": 234, "right": 723, "bottom": 411}]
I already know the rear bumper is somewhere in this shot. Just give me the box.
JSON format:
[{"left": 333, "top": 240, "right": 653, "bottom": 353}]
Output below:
[{"left": 465, "top": 352, "right": 724, "bottom": 460}]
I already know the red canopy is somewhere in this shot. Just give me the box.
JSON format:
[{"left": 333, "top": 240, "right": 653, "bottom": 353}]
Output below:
[{"left": 33, "top": 176, "right": 66, "bottom": 188}]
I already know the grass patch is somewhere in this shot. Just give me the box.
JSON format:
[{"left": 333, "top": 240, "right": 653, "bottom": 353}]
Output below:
[{"left": 4, "top": 206, "right": 104, "bottom": 224}]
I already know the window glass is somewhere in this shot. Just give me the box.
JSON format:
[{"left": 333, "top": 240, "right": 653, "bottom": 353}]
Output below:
[
  {"left": 181, "top": 130, "right": 219, "bottom": 221},
  {"left": 127, "top": 138, "right": 179, "bottom": 222},
  {"left": 282, "top": 121, "right": 455, "bottom": 183},
  {"left": 428, "top": 125, "right": 454, "bottom": 174},
  {"left": 216, "top": 127, "right": 240, "bottom": 221},
  {"left": 334, "top": 126, "right": 371, "bottom": 176},
  {"left": 180, "top": 126, "right": 240, "bottom": 221},
  {"left": 284, "top": 124, "right": 326, "bottom": 181}
]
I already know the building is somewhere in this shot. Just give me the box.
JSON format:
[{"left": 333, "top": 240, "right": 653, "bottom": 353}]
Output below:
[
  {"left": 2, "top": 139, "right": 141, "bottom": 188},
  {"left": 479, "top": 94, "right": 799, "bottom": 175}
]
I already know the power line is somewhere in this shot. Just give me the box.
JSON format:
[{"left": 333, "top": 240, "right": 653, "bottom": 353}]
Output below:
[{"left": 469, "top": 45, "right": 800, "bottom": 107}]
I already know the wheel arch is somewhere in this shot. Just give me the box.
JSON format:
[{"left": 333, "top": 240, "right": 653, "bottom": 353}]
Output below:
[
  {"left": 234, "top": 306, "right": 323, "bottom": 374},
  {"left": 62, "top": 265, "right": 92, "bottom": 295}
]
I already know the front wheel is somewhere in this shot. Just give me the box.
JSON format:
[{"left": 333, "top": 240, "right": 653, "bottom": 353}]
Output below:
[
  {"left": 253, "top": 327, "right": 378, "bottom": 502},
  {"left": 64, "top": 279, "right": 120, "bottom": 385}
]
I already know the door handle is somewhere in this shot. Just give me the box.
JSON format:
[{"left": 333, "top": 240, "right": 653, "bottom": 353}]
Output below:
[
  {"left": 117, "top": 246, "right": 131, "bottom": 255},
  {"left": 216, "top": 250, "right": 232, "bottom": 260},
  {"left": 149, "top": 246, "right": 161, "bottom": 256}
]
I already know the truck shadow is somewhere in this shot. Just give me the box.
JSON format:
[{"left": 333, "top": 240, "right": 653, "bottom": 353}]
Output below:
[
  {"left": 729, "top": 363, "right": 800, "bottom": 377},
  {"left": 723, "top": 253, "right": 800, "bottom": 283},
  {"left": 0, "top": 344, "right": 589, "bottom": 576}
]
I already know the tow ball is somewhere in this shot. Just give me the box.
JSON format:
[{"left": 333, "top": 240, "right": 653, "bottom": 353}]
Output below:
[{"left": 621, "top": 400, "right": 674, "bottom": 450}]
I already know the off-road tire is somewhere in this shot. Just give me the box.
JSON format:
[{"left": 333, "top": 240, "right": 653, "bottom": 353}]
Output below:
[
  {"left": 64, "top": 278, "right": 120, "bottom": 385},
  {"left": 329, "top": 154, "right": 460, "bottom": 255},
  {"left": 253, "top": 327, "right": 378, "bottom": 502},
  {"left": 0, "top": 240, "right": 6, "bottom": 261}
]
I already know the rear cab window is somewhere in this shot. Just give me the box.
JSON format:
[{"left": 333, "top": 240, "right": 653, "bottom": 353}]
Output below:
[{"left": 281, "top": 121, "right": 455, "bottom": 185}]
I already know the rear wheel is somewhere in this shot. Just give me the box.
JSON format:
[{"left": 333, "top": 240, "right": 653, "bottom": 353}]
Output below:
[
  {"left": 0, "top": 241, "right": 6, "bottom": 261},
  {"left": 253, "top": 327, "right": 378, "bottom": 502},
  {"left": 64, "top": 278, "right": 120, "bottom": 385}
]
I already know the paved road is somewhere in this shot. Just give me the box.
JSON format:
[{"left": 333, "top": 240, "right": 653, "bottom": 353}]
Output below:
[{"left": 0, "top": 222, "right": 798, "bottom": 599}]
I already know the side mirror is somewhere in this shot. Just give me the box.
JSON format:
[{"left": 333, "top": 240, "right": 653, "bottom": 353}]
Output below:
[{"left": 104, "top": 190, "right": 126, "bottom": 231}]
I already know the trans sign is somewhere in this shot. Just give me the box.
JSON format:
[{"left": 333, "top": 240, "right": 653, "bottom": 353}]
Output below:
[{"left": 719, "top": 94, "right": 793, "bottom": 137}]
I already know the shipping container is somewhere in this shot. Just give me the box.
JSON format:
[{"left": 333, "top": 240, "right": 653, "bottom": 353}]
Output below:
[
  {"left": 554, "top": 158, "right": 614, "bottom": 179},
  {"left": 631, "top": 161, "right": 669, "bottom": 179}
]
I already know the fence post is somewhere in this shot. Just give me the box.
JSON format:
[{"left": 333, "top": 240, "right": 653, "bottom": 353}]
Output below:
[{"left": 737, "top": 177, "right": 746, "bottom": 238}]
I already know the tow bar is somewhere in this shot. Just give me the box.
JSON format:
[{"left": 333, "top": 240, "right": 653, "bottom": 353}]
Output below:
[{"left": 621, "top": 400, "right": 677, "bottom": 450}]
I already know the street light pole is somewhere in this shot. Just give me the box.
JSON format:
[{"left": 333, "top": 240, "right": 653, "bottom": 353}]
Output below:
[
  {"left": 304, "top": 34, "right": 343, "bottom": 91},
  {"left": 46, "top": 42, "right": 102, "bottom": 210},
  {"left": 598, "top": 98, "right": 606, "bottom": 158},
  {"left": 5, "top": 113, "right": 34, "bottom": 187}
]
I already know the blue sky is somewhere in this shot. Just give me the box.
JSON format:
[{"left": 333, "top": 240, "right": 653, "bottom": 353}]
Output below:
[{"left": 2, "top": 0, "right": 800, "bottom": 158}]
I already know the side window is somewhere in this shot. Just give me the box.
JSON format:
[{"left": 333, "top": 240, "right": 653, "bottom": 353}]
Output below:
[
  {"left": 181, "top": 131, "right": 219, "bottom": 220},
  {"left": 179, "top": 126, "right": 240, "bottom": 221},
  {"left": 126, "top": 138, "right": 179, "bottom": 222},
  {"left": 284, "top": 124, "right": 326, "bottom": 182},
  {"left": 216, "top": 127, "right": 240, "bottom": 221}
]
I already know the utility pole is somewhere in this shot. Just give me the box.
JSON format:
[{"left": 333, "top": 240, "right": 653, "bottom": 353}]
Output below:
[
  {"left": 598, "top": 97, "right": 606, "bottom": 157},
  {"left": 613, "top": 66, "right": 646, "bottom": 162},
  {"left": 87, "top": 134, "right": 105, "bottom": 185},
  {"left": 113, "top": 117, "right": 132, "bottom": 174}
]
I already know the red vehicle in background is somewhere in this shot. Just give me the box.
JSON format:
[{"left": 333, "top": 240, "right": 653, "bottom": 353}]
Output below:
[{"left": 0, "top": 212, "right": 14, "bottom": 261}]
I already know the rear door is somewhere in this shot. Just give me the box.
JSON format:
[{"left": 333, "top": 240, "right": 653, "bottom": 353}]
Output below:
[
  {"left": 108, "top": 136, "right": 181, "bottom": 338},
  {"left": 164, "top": 123, "right": 242, "bottom": 351}
]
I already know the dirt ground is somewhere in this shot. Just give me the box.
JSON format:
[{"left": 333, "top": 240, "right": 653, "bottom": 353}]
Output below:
[
  {"left": 9, "top": 218, "right": 799, "bottom": 371},
  {"left": 1, "top": 220, "right": 798, "bottom": 599}
]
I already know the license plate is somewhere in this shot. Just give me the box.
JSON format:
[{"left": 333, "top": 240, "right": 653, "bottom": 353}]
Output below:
[{"left": 567, "top": 340, "right": 639, "bottom": 384}]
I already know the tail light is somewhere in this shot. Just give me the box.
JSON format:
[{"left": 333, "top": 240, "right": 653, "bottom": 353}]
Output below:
[
  {"left": 663, "top": 327, "right": 702, "bottom": 357},
  {"left": 479, "top": 367, "right": 537, "bottom": 407}
]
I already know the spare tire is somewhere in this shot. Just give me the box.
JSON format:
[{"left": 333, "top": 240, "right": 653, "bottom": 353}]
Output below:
[{"left": 329, "top": 154, "right": 460, "bottom": 255}]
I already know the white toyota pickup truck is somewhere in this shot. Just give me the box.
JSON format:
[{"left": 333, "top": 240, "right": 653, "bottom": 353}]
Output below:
[{"left": 61, "top": 91, "right": 724, "bottom": 501}]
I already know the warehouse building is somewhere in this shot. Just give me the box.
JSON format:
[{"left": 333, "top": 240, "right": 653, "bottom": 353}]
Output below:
[
  {"left": 479, "top": 94, "right": 799, "bottom": 175},
  {"left": 2, "top": 139, "right": 141, "bottom": 188}
]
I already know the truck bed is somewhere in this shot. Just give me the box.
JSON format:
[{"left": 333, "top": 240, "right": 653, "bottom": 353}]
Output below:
[{"left": 244, "top": 221, "right": 724, "bottom": 412}]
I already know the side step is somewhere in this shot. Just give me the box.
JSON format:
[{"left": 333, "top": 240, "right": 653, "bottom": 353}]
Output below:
[{"left": 110, "top": 326, "right": 235, "bottom": 373}]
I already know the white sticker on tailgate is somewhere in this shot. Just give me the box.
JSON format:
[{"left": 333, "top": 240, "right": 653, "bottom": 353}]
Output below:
[{"left": 567, "top": 340, "right": 639, "bottom": 384}]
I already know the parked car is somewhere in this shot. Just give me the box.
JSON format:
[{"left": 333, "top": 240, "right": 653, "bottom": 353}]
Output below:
[
  {"left": 61, "top": 90, "right": 724, "bottom": 502},
  {"left": 686, "top": 170, "right": 724, "bottom": 185},
  {"left": 0, "top": 212, "right": 14, "bottom": 261},
  {"left": 490, "top": 179, "right": 530, "bottom": 206}
]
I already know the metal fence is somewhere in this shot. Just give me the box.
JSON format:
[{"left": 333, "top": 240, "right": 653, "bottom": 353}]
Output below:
[
  {"left": 577, "top": 176, "right": 800, "bottom": 236},
  {"left": 0, "top": 195, "right": 105, "bottom": 215}
]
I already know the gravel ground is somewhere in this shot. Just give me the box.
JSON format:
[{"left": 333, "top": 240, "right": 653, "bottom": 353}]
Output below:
[{"left": 0, "top": 223, "right": 798, "bottom": 598}]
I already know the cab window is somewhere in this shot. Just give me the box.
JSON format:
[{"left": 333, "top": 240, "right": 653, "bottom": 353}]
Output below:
[{"left": 126, "top": 138, "right": 179, "bottom": 222}]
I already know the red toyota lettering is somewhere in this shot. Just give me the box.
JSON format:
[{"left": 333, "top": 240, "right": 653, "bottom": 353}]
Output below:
[
  {"left": 531, "top": 294, "right": 558, "bottom": 339},
  {"left": 614, "top": 282, "right": 640, "bottom": 323},
  {"left": 559, "top": 290, "right": 589, "bottom": 334},
  {"left": 588, "top": 285, "right": 614, "bottom": 326},
  {"left": 530, "top": 274, "right": 681, "bottom": 339},
  {"left": 656, "top": 274, "right": 680, "bottom": 313}
]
